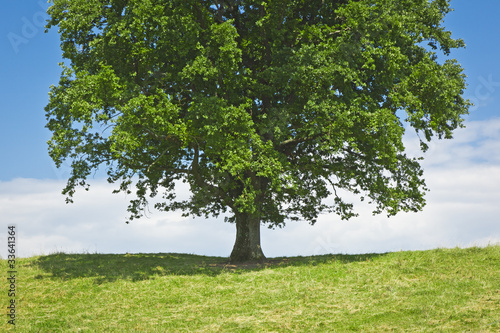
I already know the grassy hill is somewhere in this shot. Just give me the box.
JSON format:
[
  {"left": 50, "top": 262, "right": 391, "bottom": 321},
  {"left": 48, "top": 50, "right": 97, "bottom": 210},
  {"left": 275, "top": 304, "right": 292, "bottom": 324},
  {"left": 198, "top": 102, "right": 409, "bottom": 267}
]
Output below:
[{"left": 1, "top": 246, "right": 499, "bottom": 332}]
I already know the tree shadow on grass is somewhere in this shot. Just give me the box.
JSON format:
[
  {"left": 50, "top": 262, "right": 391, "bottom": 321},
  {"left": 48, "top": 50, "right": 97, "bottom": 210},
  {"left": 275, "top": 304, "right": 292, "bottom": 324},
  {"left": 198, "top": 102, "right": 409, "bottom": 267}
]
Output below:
[{"left": 31, "top": 251, "right": 386, "bottom": 284}]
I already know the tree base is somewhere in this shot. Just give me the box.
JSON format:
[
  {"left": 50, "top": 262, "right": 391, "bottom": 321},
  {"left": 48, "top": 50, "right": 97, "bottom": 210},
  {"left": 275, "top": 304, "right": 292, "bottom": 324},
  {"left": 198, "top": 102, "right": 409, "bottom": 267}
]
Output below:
[
  {"left": 229, "top": 247, "right": 266, "bottom": 264},
  {"left": 229, "top": 213, "right": 266, "bottom": 263}
]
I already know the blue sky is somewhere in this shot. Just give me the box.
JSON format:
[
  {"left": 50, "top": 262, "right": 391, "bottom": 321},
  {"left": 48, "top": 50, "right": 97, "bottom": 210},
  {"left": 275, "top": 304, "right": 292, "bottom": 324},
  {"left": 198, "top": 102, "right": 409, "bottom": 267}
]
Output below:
[{"left": 1, "top": 1, "right": 499, "bottom": 258}]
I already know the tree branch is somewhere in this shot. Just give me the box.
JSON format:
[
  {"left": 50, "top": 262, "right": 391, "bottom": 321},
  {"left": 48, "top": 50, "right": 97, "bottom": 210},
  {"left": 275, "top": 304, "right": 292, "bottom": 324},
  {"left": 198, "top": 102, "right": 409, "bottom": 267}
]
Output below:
[
  {"left": 278, "top": 134, "right": 321, "bottom": 147},
  {"left": 191, "top": 144, "right": 226, "bottom": 200}
]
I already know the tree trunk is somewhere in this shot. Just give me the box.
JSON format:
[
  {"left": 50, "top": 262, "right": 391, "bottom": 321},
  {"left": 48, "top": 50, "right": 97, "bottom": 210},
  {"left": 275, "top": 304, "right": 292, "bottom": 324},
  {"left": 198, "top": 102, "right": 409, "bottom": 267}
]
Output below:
[{"left": 229, "top": 212, "right": 266, "bottom": 263}]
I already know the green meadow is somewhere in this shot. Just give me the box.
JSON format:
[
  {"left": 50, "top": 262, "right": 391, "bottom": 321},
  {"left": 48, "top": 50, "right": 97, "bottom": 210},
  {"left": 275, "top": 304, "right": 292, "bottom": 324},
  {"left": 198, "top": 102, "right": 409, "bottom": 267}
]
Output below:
[{"left": 1, "top": 246, "right": 499, "bottom": 332}]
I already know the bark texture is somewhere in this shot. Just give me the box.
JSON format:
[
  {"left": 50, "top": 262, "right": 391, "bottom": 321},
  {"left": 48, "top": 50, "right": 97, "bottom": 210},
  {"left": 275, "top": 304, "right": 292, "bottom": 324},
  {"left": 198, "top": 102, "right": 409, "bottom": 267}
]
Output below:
[{"left": 229, "top": 213, "right": 266, "bottom": 263}]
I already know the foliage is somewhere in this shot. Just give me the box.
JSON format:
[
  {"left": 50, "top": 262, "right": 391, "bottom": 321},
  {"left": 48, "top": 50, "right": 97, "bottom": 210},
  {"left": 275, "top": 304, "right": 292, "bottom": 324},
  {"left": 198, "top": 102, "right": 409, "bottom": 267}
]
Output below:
[
  {"left": 45, "top": 0, "right": 470, "bottom": 229},
  {"left": 1, "top": 246, "right": 499, "bottom": 331}
]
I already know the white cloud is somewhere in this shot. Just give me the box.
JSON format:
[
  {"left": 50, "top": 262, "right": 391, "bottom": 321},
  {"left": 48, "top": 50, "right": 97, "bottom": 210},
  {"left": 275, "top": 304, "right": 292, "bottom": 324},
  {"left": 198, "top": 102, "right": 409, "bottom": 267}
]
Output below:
[
  {"left": 1, "top": 119, "right": 499, "bottom": 259},
  {"left": 0, "top": 179, "right": 236, "bottom": 258},
  {"left": 405, "top": 117, "right": 500, "bottom": 168},
  {"left": 296, "top": 163, "right": 500, "bottom": 257}
]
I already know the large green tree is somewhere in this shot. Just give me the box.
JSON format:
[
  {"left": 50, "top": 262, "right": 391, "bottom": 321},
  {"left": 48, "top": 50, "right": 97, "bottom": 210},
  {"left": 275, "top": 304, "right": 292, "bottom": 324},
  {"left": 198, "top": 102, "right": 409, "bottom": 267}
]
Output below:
[{"left": 45, "top": 0, "right": 470, "bottom": 262}]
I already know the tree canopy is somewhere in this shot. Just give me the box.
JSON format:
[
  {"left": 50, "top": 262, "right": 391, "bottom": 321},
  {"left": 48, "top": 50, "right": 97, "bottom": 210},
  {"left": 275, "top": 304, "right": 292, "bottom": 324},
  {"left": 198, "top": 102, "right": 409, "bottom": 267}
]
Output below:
[{"left": 45, "top": 0, "right": 470, "bottom": 262}]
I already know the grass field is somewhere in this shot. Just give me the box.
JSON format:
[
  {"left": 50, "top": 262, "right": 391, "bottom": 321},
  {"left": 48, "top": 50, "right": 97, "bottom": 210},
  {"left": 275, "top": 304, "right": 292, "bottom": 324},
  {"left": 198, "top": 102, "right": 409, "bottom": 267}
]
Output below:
[{"left": 1, "top": 245, "right": 499, "bottom": 332}]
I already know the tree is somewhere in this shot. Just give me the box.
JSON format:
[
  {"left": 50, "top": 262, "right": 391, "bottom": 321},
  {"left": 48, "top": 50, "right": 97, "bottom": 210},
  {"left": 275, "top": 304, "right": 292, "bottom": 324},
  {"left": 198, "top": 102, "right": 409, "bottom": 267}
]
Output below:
[{"left": 45, "top": 0, "right": 470, "bottom": 262}]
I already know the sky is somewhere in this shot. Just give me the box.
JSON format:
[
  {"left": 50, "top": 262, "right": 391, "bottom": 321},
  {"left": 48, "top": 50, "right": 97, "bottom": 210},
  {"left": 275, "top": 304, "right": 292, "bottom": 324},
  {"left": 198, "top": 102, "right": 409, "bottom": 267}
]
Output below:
[{"left": 1, "top": 1, "right": 499, "bottom": 259}]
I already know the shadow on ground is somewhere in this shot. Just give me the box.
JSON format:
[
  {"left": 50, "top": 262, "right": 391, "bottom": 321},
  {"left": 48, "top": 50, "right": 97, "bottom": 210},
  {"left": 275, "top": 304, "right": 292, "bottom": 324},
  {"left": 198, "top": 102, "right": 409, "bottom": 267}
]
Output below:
[{"left": 31, "top": 251, "right": 386, "bottom": 283}]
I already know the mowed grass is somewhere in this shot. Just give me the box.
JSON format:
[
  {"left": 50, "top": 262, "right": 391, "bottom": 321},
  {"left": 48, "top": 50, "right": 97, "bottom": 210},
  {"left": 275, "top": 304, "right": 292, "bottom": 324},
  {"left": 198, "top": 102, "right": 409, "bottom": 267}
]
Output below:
[{"left": 1, "top": 246, "right": 499, "bottom": 332}]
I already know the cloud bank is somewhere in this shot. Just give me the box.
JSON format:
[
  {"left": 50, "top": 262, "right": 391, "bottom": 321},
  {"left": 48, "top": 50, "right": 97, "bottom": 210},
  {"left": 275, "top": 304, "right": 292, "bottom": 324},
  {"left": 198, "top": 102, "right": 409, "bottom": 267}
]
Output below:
[{"left": 1, "top": 119, "right": 499, "bottom": 258}]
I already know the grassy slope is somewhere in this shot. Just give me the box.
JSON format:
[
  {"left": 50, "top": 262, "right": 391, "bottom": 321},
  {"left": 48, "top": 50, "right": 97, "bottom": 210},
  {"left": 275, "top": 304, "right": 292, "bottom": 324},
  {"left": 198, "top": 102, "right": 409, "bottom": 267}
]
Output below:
[{"left": 1, "top": 246, "right": 499, "bottom": 332}]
